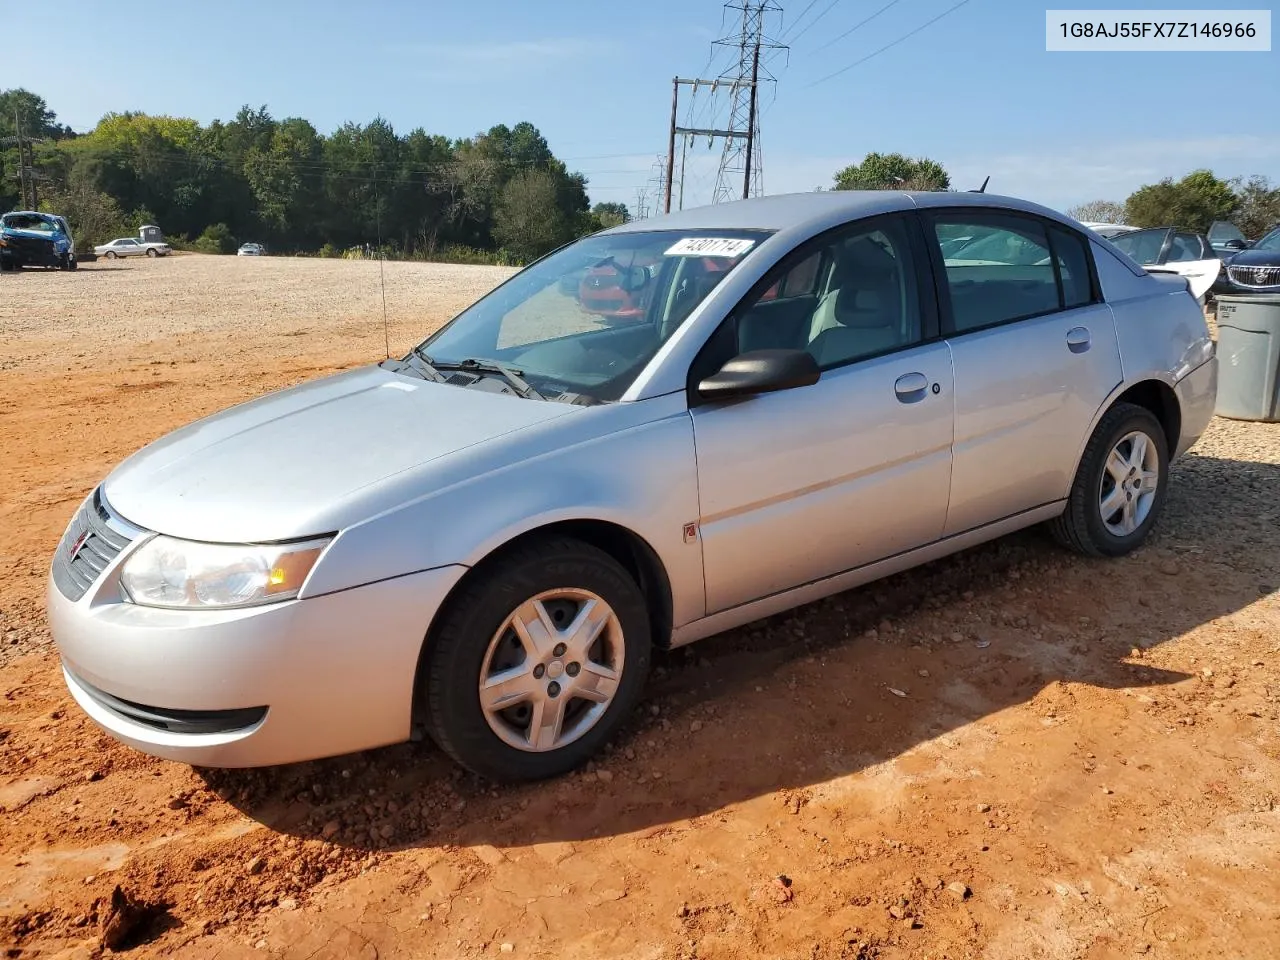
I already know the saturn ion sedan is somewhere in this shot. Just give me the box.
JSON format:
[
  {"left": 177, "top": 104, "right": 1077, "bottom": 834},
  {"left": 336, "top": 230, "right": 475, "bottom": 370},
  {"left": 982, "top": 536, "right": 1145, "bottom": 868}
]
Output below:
[{"left": 49, "top": 191, "right": 1218, "bottom": 782}]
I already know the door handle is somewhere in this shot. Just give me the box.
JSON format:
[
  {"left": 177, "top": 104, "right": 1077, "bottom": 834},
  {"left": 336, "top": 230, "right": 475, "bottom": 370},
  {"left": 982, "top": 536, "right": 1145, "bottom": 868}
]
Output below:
[
  {"left": 1066, "top": 326, "right": 1091, "bottom": 353},
  {"left": 894, "top": 372, "right": 930, "bottom": 403}
]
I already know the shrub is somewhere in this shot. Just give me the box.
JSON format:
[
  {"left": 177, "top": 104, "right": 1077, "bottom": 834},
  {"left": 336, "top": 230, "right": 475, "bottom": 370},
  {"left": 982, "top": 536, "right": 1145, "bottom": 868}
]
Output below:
[{"left": 193, "top": 223, "right": 235, "bottom": 255}]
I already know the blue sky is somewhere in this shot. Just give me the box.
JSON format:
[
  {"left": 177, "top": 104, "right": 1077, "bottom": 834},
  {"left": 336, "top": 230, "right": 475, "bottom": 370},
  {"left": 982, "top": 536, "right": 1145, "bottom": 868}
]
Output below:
[{"left": 7, "top": 0, "right": 1278, "bottom": 214}]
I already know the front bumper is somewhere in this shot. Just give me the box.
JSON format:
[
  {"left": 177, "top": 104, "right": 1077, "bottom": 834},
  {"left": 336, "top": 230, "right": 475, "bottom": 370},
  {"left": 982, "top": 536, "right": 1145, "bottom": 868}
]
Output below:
[{"left": 50, "top": 562, "right": 467, "bottom": 767}]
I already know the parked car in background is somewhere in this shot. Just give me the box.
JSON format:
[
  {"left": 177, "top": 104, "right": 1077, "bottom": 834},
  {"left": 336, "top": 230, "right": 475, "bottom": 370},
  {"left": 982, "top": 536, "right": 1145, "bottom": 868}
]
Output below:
[
  {"left": 1214, "top": 224, "right": 1280, "bottom": 296},
  {"left": 238, "top": 243, "right": 266, "bottom": 256},
  {"left": 577, "top": 259, "right": 660, "bottom": 322},
  {"left": 48, "top": 191, "right": 1217, "bottom": 782},
  {"left": 1079, "top": 222, "right": 1139, "bottom": 239},
  {"left": 1207, "top": 220, "right": 1250, "bottom": 257},
  {"left": 95, "top": 237, "right": 171, "bottom": 259},
  {"left": 0, "top": 211, "right": 76, "bottom": 270},
  {"left": 1105, "top": 226, "right": 1222, "bottom": 305}
]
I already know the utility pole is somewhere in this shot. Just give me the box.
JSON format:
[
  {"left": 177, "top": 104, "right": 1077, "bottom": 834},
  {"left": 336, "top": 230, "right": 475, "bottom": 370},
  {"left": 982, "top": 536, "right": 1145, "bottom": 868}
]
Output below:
[
  {"left": 4, "top": 105, "right": 47, "bottom": 210},
  {"left": 664, "top": 78, "right": 678, "bottom": 214},
  {"left": 14, "top": 106, "right": 27, "bottom": 209},
  {"left": 661, "top": 76, "right": 753, "bottom": 212}
]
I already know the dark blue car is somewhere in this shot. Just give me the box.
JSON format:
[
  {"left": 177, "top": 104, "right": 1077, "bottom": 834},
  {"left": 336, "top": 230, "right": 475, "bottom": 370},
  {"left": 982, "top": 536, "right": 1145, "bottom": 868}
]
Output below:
[{"left": 0, "top": 211, "right": 76, "bottom": 271}]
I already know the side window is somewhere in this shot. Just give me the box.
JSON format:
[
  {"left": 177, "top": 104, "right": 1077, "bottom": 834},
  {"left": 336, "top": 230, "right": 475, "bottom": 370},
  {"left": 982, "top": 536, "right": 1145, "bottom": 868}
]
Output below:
[
  {"left": 1168, "top": 232, "right": 1205, "bottom": 262},
  {"left": 1110, "top": 229, "right": 1166, "bottom": 265},
  {"left": 1048, "top": 226, "right": 1095, "bottom": 309},
  {"left": 932, "top": 214, "right": 1058, "bottom": 332},
  {"left": 734, "top": 217, "right": 923, "bottom": 370},
  {"left": 759, "top": 251, "right": 822, "bottom": 302}
]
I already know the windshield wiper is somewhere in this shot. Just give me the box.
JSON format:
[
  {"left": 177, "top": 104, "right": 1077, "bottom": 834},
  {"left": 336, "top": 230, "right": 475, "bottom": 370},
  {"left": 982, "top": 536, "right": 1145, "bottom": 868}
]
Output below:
[
  {"left": 406, "top": 346, "right": 447, "bottom": 382},
  {"left": 427, "top": 356, "right": 545, "bottom": 401}
]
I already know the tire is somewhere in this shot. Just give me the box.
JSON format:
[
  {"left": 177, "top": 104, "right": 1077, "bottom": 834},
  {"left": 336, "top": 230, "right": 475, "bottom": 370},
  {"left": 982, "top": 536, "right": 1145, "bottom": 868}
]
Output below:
[
  {"left": 421, "top": 537, "right": 651, "bottom": 782},
  {"left": 1050, "top": 402, "right": 1169, "bottom": 557},
  {"left": 104, "top": 251, "right": 117, "bottom": 260},
  {"left": 146, "top": 248, "right": 158, "bottom": 258}
]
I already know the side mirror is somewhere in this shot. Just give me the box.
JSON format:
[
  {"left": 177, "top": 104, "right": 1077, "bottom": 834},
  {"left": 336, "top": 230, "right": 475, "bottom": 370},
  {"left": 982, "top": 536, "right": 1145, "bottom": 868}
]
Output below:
[
  {"left": 1223, "top": 239, "right": 1247, "bottom": 250},
  {"left": 697, "top": 349, "right": 820, "bottom": 401}
]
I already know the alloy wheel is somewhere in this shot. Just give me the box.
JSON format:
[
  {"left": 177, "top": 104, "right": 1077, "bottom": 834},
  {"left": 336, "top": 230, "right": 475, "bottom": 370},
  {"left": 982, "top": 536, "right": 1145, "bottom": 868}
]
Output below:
[
  {"left": 478, "top": 588, "right": 624, "bottom": 752},
  {"left": 1098, "top": 430, "right": 1160, "bottom": 537}
]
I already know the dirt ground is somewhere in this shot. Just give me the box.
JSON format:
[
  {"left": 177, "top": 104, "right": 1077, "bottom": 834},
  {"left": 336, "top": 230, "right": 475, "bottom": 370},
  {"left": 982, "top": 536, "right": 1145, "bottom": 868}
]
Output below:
[{"left": 1, "top": 255, "right": 1277, "bottom": 960}]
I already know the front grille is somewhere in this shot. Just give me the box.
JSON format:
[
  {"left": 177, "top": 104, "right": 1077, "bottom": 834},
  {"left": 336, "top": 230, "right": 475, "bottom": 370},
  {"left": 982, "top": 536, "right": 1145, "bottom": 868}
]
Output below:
[
  {"left": 52, "top": 489, "right": 139, "bottom": 601},
  {"left": 4, "top": 235, "right": 57, "bottom": 263},
  {"left": 1228, "top": 264, "right": 1280, "bottom": 288}
]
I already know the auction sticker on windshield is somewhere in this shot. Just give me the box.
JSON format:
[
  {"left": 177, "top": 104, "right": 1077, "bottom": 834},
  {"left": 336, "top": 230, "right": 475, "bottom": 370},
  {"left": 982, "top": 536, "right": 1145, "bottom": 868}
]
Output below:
[{"left": 664, "top": 237, "right": 756, "bottom": 258}]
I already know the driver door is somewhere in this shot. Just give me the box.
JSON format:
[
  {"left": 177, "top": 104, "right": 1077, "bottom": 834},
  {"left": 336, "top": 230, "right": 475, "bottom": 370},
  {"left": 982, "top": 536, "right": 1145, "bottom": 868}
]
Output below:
[{"left": 688, "top": 213, "right": 955, "bottom": 614}]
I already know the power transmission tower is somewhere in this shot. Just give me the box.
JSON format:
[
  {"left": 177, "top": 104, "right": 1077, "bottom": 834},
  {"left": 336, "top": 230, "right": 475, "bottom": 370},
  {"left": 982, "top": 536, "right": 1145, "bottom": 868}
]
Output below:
[{"left": 712, "top": 0, "right": 785, "bottom": 203}]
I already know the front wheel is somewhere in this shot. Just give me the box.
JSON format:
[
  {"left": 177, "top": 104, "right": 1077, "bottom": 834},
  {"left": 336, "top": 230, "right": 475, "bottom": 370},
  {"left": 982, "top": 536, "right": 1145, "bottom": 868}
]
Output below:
[
  {"left": 421, "top": 538, "right": 651, "bottom": 782},
  {"left": 1050, "top": 402, "right": 1169, "bottom": 557},
  {"left": 146, "top": 248, "right": 158, "bottom": 258}
]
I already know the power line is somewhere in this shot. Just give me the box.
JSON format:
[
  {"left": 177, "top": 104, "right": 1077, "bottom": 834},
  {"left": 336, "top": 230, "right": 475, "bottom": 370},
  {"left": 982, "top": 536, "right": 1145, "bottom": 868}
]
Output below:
[
  {"left": 785, "top": 0, "right": 844, "bottom": 45},
  {"left": 803, "top": 0, "right": 973, "bottom": 88},
  {"left": 780, "top": 0, "right": 822, "bottom": 40},
  {"left": 809, "top": 0, "right": 905, "bottom": 54}
]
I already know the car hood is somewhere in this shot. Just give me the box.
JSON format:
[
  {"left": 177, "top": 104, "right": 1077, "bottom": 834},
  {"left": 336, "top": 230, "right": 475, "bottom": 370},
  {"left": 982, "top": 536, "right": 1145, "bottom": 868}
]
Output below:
[
  {"left": 102, "top": 365, "right": 575, "bottom": 542},
  {"left": 1227, "top": 248, "right": 1280, "bottom": 267},
  {"left": 2, "top": 227, "right": 63, "bottom": 244}
]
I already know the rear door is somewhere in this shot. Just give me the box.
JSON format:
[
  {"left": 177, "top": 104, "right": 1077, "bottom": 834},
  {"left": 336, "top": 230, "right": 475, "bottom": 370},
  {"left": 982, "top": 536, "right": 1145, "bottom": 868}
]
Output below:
[{"left": 922, "top": 210, "right": 1123, "bottom": 536}]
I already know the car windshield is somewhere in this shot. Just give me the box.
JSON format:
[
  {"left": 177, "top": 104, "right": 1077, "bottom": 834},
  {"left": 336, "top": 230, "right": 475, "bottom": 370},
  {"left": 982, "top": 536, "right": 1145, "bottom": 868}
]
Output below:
[
  {"left": 408, "top": 228, "right": 768, "bottom": 403},
  {"left": 1254, "top": 229, "right": 1280, "bottom": 252},
  {"left": 2, "top": 214, "right": 56, "bottom": 233}
]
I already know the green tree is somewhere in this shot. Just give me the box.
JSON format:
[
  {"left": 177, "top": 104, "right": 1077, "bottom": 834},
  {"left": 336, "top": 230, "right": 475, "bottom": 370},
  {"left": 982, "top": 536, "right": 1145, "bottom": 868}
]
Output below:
[
  {"left": 194, "top": 222, "right": 235, "bottom": 254},
  {"left": 833, "top": 152, "right": 950, "bottom": 191},
  {"left": 39, "top": 179, "right": 127, "bottom": 253},
  {"left": 1124, "top": 170, "right": 1238, "bottom": 233},
  {"left": 493, "top": 169, "right": 569, "bottom": 262},
  {"left": 5, "top": 89, "right": 601, "bottom": 259},
  {"left": 1067, "top": 199, "right": 1126, "bottom": 224},
  {"left": 590, "top": 201, "right": 630, "bottom": 230},
  {"left": 1229, "top": 175, "right": 1280, "bottom": 239},
  {"left": 244, "top": 117, "right": 325, "bottom": 248}
]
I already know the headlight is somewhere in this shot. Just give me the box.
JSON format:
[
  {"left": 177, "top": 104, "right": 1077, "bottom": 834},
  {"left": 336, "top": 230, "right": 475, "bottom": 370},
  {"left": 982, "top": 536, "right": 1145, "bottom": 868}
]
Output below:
[{"left": 120, "top": 536, "right": 331, "bottom": 609}]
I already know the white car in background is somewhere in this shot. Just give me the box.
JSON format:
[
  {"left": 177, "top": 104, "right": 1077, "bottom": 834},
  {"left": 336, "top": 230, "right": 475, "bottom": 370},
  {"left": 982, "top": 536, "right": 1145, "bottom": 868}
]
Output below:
[
  {"left": 238, "top": 243, "right": 266, "bottom": 256},
  {"left": 1079, "top": 222, "right": 1139, "bottom": 239},
  {"left": 95, "top": 237, "right": 171, "bottom": 259},
  {"left": 1106, "top": 227, "right": 1223, "bottom": 305}
]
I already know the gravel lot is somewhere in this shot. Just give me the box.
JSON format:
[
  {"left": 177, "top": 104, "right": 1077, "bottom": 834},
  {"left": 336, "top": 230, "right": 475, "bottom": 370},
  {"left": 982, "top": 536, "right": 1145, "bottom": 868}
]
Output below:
[{"left": 1, "top": 255, "right": 1278, "bottom": 959}]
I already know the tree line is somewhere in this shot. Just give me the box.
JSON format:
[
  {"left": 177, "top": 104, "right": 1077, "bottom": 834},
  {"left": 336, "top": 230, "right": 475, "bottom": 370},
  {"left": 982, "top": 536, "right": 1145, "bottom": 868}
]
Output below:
[
  {"left": 831, "top": 151, "right": 1280, "bottom": 238},
  {"left": 0, "top": 88, "right": 630, "bottom": 263}
]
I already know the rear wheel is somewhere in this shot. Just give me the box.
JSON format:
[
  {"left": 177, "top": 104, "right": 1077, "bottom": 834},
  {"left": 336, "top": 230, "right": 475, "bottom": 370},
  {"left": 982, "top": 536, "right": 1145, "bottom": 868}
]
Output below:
[
  {"left": 421, "top": 538, "right": 651, "bottom": 782},
  {"left": 1050, "top": 402, "right": 1169, "bottom": 557},
  {"left": 104, "top": 251, "right": 117, "bottom": 260}
]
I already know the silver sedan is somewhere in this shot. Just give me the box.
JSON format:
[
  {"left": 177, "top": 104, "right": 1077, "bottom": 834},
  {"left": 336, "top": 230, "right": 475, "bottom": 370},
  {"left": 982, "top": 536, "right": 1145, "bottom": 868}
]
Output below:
[{"left": 49, "top": 191, "right": 1218, "bottom": 781}]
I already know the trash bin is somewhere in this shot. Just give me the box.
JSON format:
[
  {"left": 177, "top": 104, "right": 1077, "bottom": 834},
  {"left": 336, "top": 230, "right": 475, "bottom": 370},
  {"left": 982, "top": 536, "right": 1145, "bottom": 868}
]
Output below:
[{"left": 1213, "top": 294, "right": 1280, "bottom": 422}]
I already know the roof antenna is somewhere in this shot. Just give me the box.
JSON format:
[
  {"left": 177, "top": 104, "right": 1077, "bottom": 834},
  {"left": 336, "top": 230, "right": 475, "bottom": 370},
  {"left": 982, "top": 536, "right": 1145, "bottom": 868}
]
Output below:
[{"left": 969, "top": 176, "right": 990, "bottom": 194}]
